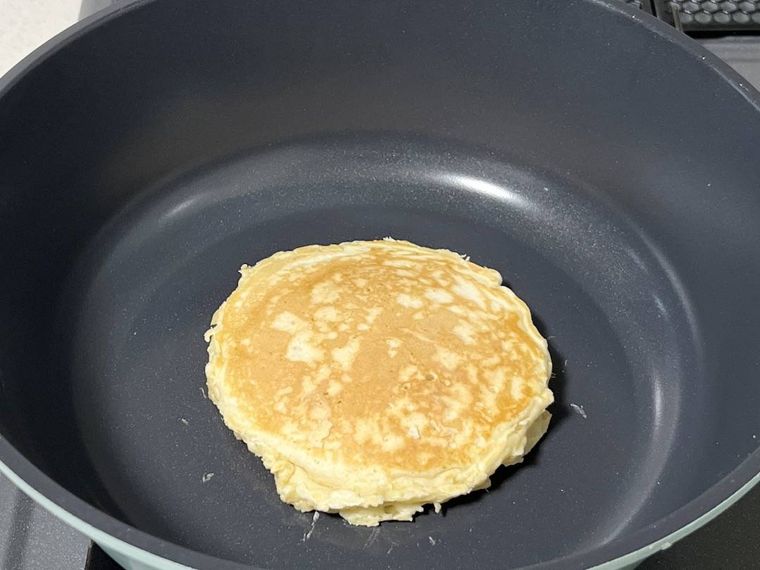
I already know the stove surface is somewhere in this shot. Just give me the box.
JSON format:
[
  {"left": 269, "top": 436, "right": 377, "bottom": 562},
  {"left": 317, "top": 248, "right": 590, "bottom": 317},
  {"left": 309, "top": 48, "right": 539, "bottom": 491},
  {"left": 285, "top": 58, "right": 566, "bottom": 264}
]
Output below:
[{"left": 1, "top": 1, "right": 759, "bottom": 569}]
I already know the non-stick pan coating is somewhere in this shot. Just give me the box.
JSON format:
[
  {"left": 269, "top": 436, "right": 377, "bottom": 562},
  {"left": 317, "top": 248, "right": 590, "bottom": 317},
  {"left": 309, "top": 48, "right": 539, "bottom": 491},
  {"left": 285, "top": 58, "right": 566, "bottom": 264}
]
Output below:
[{"left": 0, "top": 1, "right": 759, "bottom": 568}]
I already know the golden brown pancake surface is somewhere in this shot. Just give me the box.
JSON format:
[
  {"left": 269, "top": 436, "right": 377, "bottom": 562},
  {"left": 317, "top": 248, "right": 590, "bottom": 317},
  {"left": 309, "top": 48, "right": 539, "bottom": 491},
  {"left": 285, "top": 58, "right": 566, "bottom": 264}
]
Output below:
[{"left": 205, "top": 239, "right": 553, "bottom": 525}]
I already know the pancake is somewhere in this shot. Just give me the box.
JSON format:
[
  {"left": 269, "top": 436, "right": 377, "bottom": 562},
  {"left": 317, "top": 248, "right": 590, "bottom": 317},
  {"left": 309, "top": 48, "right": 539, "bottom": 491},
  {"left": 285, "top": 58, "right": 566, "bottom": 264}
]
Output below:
[{"left": 205, "top": 239, "right": 553, "bottom": 526}]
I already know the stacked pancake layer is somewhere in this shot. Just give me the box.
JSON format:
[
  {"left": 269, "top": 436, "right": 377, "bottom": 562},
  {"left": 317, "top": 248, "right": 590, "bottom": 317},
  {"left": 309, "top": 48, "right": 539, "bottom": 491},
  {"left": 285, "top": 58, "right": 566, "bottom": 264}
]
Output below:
[{"left": 205, "top": 239, "right": 553, "bottom": 526}]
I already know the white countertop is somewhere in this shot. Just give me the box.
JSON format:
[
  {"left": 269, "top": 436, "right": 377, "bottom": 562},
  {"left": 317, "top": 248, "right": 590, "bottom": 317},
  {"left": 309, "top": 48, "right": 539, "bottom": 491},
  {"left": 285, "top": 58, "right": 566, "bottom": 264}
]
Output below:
[{"left": 0, "top": 0, "right": 80, "bottom": 78}]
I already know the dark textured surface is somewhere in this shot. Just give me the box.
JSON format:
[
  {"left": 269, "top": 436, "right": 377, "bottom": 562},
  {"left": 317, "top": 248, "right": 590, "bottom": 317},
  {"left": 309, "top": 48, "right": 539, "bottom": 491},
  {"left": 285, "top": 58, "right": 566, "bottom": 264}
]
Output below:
[
  {"left": 655, "top": 0, "right": 760, "bottom": 29},
  {"left": 0, "top": 0, "right": 759, "bottom": 568},
  {"left": 642, "top": 483, "right": 760, "bottom": 568},
  {"left": 703, "top": 36, "right": 760, "bottom": 90},
  {"left": 0, "top": 474, "right": 89, "bottom": 570}
]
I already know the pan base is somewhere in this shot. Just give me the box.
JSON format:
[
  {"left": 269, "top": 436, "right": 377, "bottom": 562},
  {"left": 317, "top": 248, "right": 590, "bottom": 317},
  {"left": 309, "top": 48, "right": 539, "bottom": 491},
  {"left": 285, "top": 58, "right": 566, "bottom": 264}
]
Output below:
[{"left": 61, "top": 136, "right": 701, "bottom": 568}]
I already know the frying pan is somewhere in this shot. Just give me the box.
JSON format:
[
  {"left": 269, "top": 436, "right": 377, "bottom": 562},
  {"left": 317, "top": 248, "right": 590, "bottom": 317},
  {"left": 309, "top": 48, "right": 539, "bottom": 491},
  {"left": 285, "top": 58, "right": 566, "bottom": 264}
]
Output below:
[{"left": 1, "top": 0, "right": 759, "bottom": 568}]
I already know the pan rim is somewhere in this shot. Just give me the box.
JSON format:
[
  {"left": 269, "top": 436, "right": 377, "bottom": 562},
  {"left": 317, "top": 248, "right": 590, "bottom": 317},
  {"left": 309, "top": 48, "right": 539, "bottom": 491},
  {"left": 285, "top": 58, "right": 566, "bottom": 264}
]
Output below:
[
  {"left": 1, "top": 0, "right": 759, "bottom": 568},
  {"left": 2, "top": 438, "right": 759, "bottom": 569}
]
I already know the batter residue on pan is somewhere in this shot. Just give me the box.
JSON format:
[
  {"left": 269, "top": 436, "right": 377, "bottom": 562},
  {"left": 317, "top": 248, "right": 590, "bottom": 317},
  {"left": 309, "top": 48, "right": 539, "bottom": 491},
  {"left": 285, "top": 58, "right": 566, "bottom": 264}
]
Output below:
[{"left": 205, "top": 239, "right": 553, "bottom": 526}]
